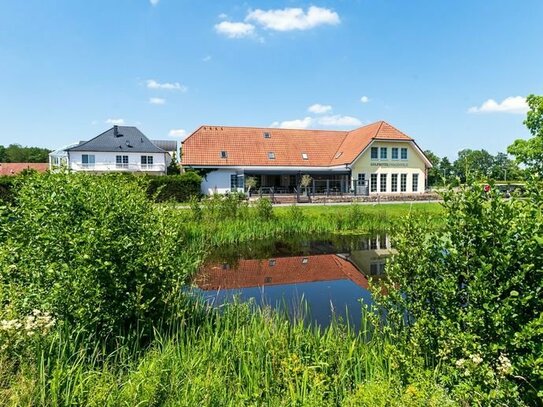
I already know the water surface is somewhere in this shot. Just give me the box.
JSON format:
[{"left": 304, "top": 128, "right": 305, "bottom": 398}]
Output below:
[{"left": 191, "top": 234, "right": 394, "bottom": 330}]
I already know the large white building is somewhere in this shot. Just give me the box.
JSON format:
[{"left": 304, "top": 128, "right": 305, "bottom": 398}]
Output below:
[
  {"left": 50, "top": 126, "right": 174, "bottom": 175},
  {"left": 181, "top": 121, "right": 432, "bottom": 195}
]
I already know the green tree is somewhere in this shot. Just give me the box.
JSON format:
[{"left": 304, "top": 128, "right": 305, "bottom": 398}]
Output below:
[
  {"left": 1, "top": 144, "right": 50, "bottom": 163},
  {"left": 453, "top": 149, "right": 494, "bottom": 182},
  {"left": 508, "top": 94, "right": 543, "bottom": 177},
  {"left": 424, "top": 150, "right": 441, "bottom": 186}
]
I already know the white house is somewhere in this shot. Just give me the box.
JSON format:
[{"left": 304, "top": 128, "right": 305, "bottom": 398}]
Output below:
[
  {"left": 50, "top": 126, "right": 172, "bottom": 175},
  {"left": 180, "top": 121, "right": 432, "bottom": 195}
]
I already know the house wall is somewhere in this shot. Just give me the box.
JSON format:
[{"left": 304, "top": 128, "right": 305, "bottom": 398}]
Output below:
[
  {"left": 350, "top": 141, "right": 427, "bottom": 193},
  {"left": 201, "top": 169, "right": 237, "bottom": 194},
  {"left": 68, "top": 151, "right": 169, "bottom": 174}
]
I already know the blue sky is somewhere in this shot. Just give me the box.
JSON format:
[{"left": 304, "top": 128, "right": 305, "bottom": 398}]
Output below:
[{"left": 0, "top": 0, "right": 541, "bottom": 158}]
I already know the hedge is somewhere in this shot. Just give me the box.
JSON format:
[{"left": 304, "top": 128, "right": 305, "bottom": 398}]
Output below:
[
  {"left": 147, "top": 172, "right": 202, "bottom": 202},
  {"left": 0, "top": 176, "right": 15, "bottom": 203}
]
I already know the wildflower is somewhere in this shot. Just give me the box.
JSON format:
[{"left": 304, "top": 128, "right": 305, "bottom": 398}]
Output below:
[
  {"left": 455, "top": 358, "right": 465, "bottom": 367},
  {"left": 496, "top": 353, "right": 512, "bottom": 376},
  {"left": 470, "top": 354, "right": 483, "bottom": 365}
]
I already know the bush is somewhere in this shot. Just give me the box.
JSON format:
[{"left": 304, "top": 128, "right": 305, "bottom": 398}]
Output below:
[
  {"left": 375, "top": 183, "right": 543, "bottom": 405},
  {"left": 147, "top": 172, "right": 201, "bottom": 202},
  {"left": 0, "top": 176, "right": 15, "bottom": 203},
  {"left": 0, "top": 173, "right": 196, "bottom": 340},
  {"left": 255, "top": 197, "right": 274, "bottom": 221}
]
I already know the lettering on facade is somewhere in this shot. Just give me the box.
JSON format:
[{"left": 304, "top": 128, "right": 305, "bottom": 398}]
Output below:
[{"left": 370, "top": 162, "right": 409, "bottom": 167}]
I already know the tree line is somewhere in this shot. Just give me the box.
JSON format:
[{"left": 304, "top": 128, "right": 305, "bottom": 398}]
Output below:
[{"left": 0, "top": 144, "right": 51, "bottom": 163}]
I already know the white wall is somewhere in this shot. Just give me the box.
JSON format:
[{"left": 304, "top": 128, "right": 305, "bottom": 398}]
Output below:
[
  {"left": 201, "top": 169, "right": 236, "bottom": 194},
  {"left": 68, "top": 151, "right": 168, "bottom": 174}
]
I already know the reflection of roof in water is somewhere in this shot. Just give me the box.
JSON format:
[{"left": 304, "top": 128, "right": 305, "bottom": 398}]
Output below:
[{"left": 194, "top": 254, "right": 368, "bottom": 290}]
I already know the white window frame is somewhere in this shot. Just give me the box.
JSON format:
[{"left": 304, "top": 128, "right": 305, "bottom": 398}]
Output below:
[{"left": 380, "top": 173, "right": 387, "bottom": 192}]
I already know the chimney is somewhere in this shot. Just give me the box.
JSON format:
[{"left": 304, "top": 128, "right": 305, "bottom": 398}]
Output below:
[{"left": 114, "top": 125, "right": 118, "bottom": 137}]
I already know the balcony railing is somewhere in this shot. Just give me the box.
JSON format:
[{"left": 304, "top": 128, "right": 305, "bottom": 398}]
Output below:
[{"left": 72, "top": 163, "right": 166, "bottom": 172}]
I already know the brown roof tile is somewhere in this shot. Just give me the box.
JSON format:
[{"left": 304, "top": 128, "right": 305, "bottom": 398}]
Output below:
[
  {"left": 194, "top": 254, "right": 369, "bottom": 290},
  {"left": 0, "top": 163, "right": 48, "bottom": 176},
  {"left": 182, "top": 121, "right": 413, "bottom": 167}
]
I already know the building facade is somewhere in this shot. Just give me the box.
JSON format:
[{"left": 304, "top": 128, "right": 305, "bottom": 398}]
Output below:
[
  {"left": 181, "top": 121, "right": 432, "bottom": 195},
  {"left": 50, "top": 126, "right": 172, "bottom": 175}
]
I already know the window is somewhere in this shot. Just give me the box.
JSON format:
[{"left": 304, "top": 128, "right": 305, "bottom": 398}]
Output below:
[
  {"left": 370, "top": 174, "right": 378, "bottom": 192},
  {"left": 371, "top": 147, "right": 378, "bottom": 160},
  {"left": 141, "top": 155, "right": 153, "bottom": 167},
  {"left": 400, "top": 174, "right": 407, "bottom": 192},
  {"left": 412, "top": 173, "right": 419, "bottom": 192},
  {"left": 230, "top": 174, "right": 244, "bottom": 190},
  {"left": 302, "top": 257, "right": 309, "bottom": 264},
  {"left": 380, "top": 173, "right": 387, "bottom": 192},
  {"left": 357, "top": 173, "right": 366, "bottom": 186},
  {"left": 401, "top": 148, "right": 408, "bottom": 160},
  {"left": 335, "top": 151, "right": 343, "bottom": 159},
  {"left": 116, "top": 155, "right": 128, "bottom": 168},
  {"left": 392, "top": 148, "right": 399, "bottom": 160},
  {"left": 380, "top": 147, "right": 387, "bottom": 160},
  {"left": 301, "top": 153, "right": 308, "bottom": 160},
  {"left": 81, "top": 154, "right": 95, "bottom": 167},
  {"left": 263, "top": 132, "right": 271, "bottom": 138},
  {"left": 391, "top": 174, "right": 398, "bottom": 192},
  {"left": 269, "top": 259, "right": 276, "bottom": 267},
  {"left": 268, "top": 152, "right": 275, "bottom": 159},
  {"left": 220, "top": 151, "right": 228, "bottom": 159}
]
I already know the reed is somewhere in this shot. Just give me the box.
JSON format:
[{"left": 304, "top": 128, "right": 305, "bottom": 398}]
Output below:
[{"left": 0, "top": 301, "right": 453, "bottom": 406}]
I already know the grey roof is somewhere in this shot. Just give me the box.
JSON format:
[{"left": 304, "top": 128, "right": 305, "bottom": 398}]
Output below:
[
  {"left": 67, "top": 126, "right": 166, "bottom": 153},
  {"left": 151, "top": 140, "right": 177, "bottom": 152}
]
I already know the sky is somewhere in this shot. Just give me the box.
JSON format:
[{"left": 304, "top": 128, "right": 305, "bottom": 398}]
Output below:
[{"left": 0, "top": 0, "right": 542, "bottom": 159}]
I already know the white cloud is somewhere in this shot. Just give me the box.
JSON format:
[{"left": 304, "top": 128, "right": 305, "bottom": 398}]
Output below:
[
  {"left": 202, "top": 55, "right": 212, "bottom": 62},
  {"left": 214, "top": 21, "right": 255, "bottom": 38},
  {"left": 169, "top": 128, "right": 187, "bottom": 139},
  {"left": 149, "top": 97, "right": 165, "bottom": 105},
  {"left": 150, "top": 0, "right": 159, "bottom": 5},
  {"left": 146, "top": 79, "right": 187, "bottom": 92},
  {"left": 360, "top": 96, "right": 370, "bottom": 103},
  {"left": 468, "top": 96, "right": 528, "bottom": 114},
  {"left": 106, "top": 118, "right": 125, "bottom": 125},
  {"left": 246, "top": 6, "right": 340, "bottom": 32},
  {"left": 218, "top": 13, "right": 228, "bottom": 19},
  {"left": 317, "top": 115, "right": 362, "bottom": 127},
  {"left": 271, "top": 117, "right": 313, "bottom": 129},
  {"left": 308, "top": 104, "right": 332, "bottom": 114}
]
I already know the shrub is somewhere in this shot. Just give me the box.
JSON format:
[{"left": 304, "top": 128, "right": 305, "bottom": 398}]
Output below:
[
  {"left": 0, "top": 176, "right": 15, "bottom": 203},
  {"left": 0, "top": 172, "right": 196, "bottom": 341},
  {"left": 147, "top": 172, "right": 201, "bottom": 202},
  {"left": 375, "top": 183, "right": 543, "bottom": 405},
  {"left": 255, "top": 198, "right": 274, "bottom": 221}
]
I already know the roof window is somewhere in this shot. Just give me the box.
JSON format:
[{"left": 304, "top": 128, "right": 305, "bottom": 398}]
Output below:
[
  {"left": 335, "top": 151, "right": 343, "bottom": 159},
  {"left": 269, "top": 259, "right": 276, "bottom": 267},
  {"left": 268, "top": 152, "right": 275, "bottom": 159},
  {"left": 263, "top": 132, "right": 271, "bottom": 138},
  {"left": 220, "top": 151, "right": 228, "bottom": 159},
  {"left": 301, "top": 153, "right": 308, "bottom": 160},
  {"left": 302, "top": 257, "right": 309, "bottom": 264}
]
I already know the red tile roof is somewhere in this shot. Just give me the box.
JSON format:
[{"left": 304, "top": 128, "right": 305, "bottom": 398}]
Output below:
[
  {"left": 0, "top": 163, "right": 48, "bottom": 176},
  {"left": 181, "top": 121, "right": 413, "bottom": 167},
  {"left": 194, "top": 254, "right": 369, "bottom": 290}
]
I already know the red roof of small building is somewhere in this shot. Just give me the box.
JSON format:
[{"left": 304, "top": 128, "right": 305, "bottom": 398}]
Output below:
[
  {"left": 194, "top": 254, "right": 369, "bottom": 290},
  {"left": 0, "top": 163, "right": 48, "bottom": 176},
  {"left": 181, "top": 120, "right": 413, "bottom": 167}
]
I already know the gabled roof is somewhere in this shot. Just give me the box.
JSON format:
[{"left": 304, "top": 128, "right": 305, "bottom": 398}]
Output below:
[
  {"left": 181, "top": 121, "right": 417, "bottom": 167},
  {"left": 67, "top": 126, "right": 166, "bottom": 154},
  {"left": 194, "top": 254, "right": 368, "bottom": 290}
]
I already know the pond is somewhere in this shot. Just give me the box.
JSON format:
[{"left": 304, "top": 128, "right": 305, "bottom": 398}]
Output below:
[{"left": 190, "top": 234, "right": 394, "bottom": 331}]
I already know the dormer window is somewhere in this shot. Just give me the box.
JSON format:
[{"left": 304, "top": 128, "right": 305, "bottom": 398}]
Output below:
[
  {"left": 220, "top": 151, "right": 228, "bottom": 159},
  {"left": 301, "top": 153, "right": 308, "bottom": 160},
  {"left": 263, "top": 132, "right": 271, "bottom": 139},
  {"left": 268, "top": 152, "right": 275, "bottom": 159}
]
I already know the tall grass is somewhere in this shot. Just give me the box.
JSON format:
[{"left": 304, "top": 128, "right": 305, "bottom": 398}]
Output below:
[{"left": 0, "top": 301, "right": 453, "bottom": 406}]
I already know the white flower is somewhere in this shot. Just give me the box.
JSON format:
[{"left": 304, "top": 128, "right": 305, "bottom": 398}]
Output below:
[
  {"left": 455, "top": 358, "right": 466, "bottom": 367},
  {"left": 470, "top": 354, "right": 483, "bottom": 365},
  {"left": 497, "top": 353, "right": 512, "bottom": 376}
]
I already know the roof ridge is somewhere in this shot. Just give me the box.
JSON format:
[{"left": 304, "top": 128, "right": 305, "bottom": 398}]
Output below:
[{"left": 197, "top": 124, "right": 349, "bottom": 133}]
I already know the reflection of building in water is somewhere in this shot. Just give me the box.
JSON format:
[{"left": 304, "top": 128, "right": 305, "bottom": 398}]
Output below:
[
  {"left": 347, "top": 234, "right": 395, "bottom": 277},
  {"left": 195, "top": 254, "right": 369, "bottom": 291}
]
